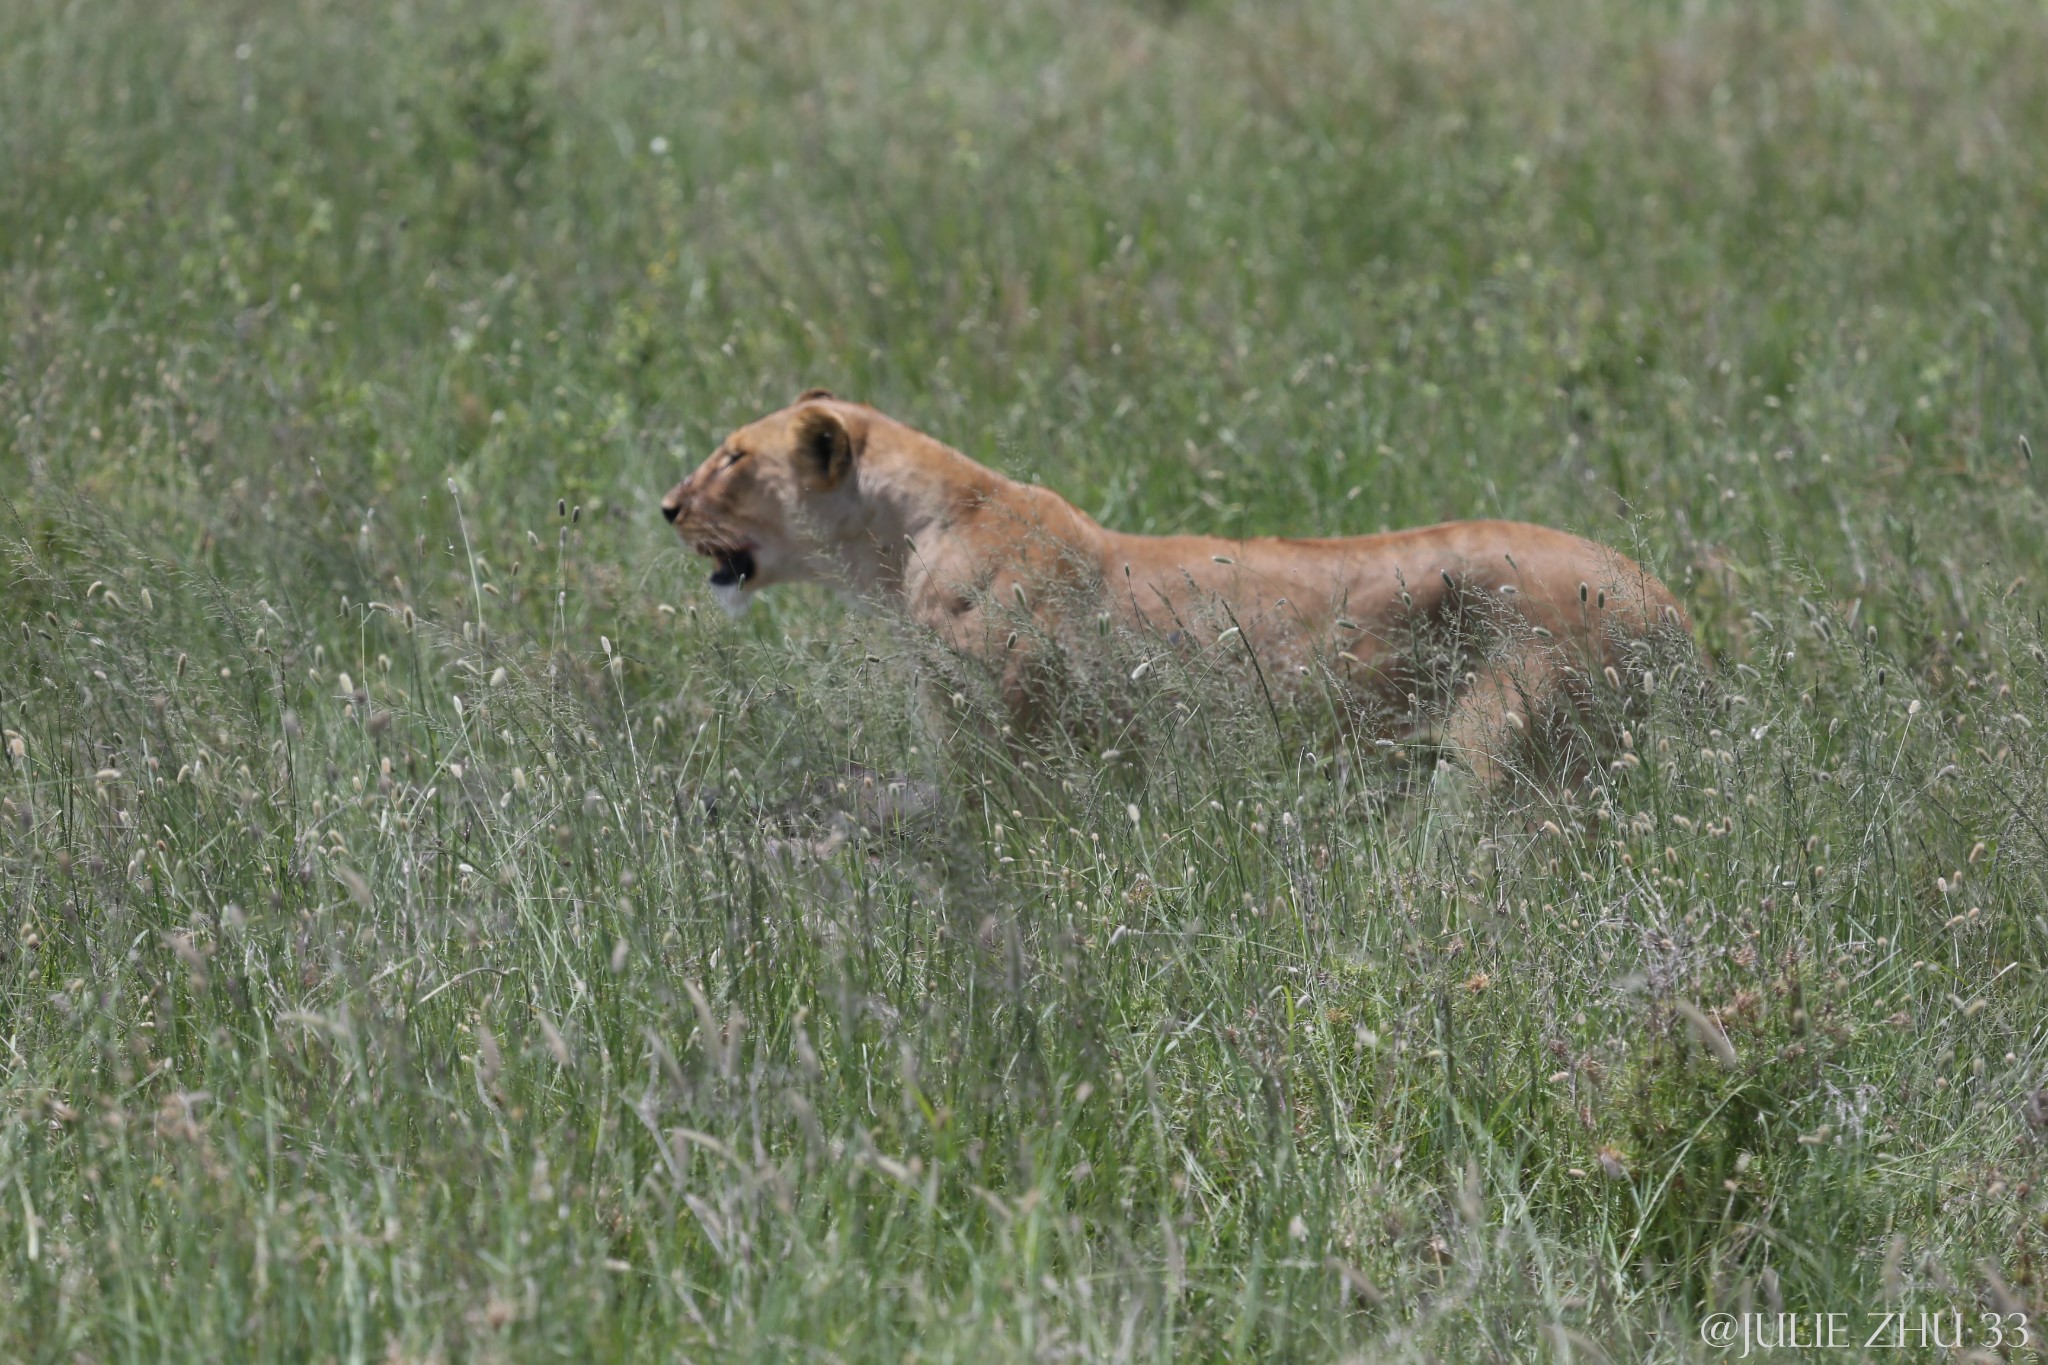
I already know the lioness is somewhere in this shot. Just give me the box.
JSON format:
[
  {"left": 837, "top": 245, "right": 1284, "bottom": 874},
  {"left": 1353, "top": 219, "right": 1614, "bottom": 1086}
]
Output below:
[{"left": 661, "top": 391, "right": 1693, "bottom": 780}]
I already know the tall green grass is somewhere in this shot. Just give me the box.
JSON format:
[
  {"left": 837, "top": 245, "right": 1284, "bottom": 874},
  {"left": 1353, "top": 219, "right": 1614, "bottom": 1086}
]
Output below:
[{"left": 2, "top": 0, "right": 2045, "bottom": 1358}]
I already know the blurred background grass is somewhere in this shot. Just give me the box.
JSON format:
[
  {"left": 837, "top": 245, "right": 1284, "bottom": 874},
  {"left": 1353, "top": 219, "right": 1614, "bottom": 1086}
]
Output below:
[{"left": 2, "top": 0, "right": 2045, "bottom": 1359}]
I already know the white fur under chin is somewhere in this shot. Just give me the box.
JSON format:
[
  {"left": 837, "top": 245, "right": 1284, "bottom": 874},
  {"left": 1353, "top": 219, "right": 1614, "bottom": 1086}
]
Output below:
[{"left": 712, "top": 581, "right": 752, "bottom": 616}]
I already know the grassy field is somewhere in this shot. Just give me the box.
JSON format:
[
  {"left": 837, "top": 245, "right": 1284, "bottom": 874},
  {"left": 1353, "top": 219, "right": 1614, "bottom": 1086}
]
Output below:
[{"left": 4, "top": 0, "right": 2047, "bottom": 1358}]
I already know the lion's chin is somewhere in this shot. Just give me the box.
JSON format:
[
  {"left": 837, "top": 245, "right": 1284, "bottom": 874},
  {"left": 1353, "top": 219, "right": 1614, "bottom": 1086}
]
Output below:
[
  {"left": 695, "top": 543, "right": 758, "bottom": 615},
  {"left": 711, "top": 580, "right": 753, "bottom": 616}
]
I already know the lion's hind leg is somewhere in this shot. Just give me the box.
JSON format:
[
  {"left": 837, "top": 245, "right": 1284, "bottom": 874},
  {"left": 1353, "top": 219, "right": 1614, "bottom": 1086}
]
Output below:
[{"left": 1439, "top": 649, "right": 1600, "bottom": 792}]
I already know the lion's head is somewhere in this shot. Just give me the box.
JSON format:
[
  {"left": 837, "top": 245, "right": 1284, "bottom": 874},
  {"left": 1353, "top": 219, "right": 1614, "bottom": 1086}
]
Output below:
[{"left": 660, "top": 390, "right": 863, "bottom": 612}]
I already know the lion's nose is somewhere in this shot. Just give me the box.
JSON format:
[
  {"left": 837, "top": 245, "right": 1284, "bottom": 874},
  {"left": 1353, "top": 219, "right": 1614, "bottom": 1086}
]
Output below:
[{"left": 660, "top": 487, "right": 686, "bottom": 523}]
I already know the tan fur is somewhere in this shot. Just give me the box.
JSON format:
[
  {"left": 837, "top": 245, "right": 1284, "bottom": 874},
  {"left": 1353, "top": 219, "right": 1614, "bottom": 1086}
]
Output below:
[{"left": 661, "top": 394, "right": 1695, "bottom": 777}]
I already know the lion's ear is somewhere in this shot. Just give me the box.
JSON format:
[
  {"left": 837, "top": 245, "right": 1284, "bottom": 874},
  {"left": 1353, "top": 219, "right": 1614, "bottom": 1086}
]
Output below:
[
  {"left": 792, "top": 405, "right": 854, "bottom": 489},
  {"left": 796, "top": 387, "right": 835, "bottom": 403}
]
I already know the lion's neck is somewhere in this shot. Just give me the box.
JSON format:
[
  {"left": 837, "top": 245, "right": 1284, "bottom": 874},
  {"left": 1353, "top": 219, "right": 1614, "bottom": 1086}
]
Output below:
[
  {"left": 811, "top": 427, "right": 1111, "bottom": 627},
  {"left": 822, "top": 433, "right": 1004, "bottom": 593}
]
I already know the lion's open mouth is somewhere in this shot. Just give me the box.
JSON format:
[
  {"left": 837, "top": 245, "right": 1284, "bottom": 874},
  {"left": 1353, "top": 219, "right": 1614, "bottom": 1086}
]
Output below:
[{"left": 699, "top": 544, "right": 756, "bottom": 588}]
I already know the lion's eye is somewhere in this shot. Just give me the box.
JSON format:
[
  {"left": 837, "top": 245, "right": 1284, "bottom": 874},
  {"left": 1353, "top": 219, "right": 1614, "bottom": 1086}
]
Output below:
[{"left": 722, "top": 448, "right": 747, "bottom": 469}]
